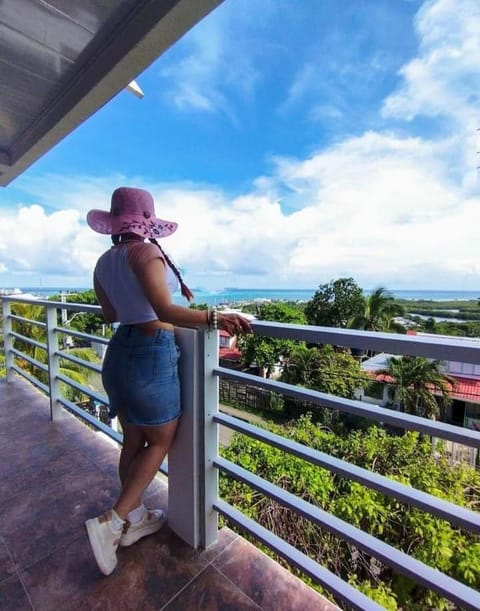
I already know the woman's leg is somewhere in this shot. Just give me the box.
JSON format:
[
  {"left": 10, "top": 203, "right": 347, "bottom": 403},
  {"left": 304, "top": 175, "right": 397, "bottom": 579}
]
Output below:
[
  {"left": 117, "top": 409, "right": 146, "bottom": 486},
  {"left": 113, "top": 417, "right": 179, "bottom": 520}
]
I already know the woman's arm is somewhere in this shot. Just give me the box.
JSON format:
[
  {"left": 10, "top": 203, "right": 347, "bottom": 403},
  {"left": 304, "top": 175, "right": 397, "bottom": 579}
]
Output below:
[
  {"left": 136, "top": 258, "right": 251, "bottom": 335},
  {"left": 93, "top": 273, "right": 117, "bottom": 323}
]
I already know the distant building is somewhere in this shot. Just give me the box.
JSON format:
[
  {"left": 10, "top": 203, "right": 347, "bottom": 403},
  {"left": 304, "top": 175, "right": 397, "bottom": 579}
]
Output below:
[
  {"left": 219, "top": 329, "right": 242, "bottom": 365},
  {"left": 358, "top": 349, "right": 480, "bottom": 427},
  {"left": 217, "top": 309, "right": 255, "bottom": 368},
  {"left": 357, "top": 333, "right": 480, "bottom": 466}
]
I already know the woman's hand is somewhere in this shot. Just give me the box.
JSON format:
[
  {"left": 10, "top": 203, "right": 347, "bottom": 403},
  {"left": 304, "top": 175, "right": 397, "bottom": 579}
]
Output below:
[{"left": 217, "top": 312, "right": 252, "bottom": 336}]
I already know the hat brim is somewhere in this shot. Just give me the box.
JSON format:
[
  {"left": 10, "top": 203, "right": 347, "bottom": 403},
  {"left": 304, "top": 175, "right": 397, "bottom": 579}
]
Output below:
[{"left": 87, "top": 210, "right": 177, "bottom": 238}]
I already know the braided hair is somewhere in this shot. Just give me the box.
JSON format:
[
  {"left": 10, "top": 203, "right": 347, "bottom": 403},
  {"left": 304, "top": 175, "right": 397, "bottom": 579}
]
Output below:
[
  {"left": 149, "top": 238, "right": 192, "bottom": 300},
  {"left": 111, "top": 234, "right": 192, "bottom": 300}
]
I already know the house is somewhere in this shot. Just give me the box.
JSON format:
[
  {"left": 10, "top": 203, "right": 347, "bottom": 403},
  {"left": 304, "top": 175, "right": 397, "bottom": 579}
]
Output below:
[
  {"left": 219, "top": 329, "right": 242, "bottom": 366},
  {"left": 358, "top": 347, "right": 480, "bottom": 429},
  {"left": 217, "top": 309, "right": 256, "bottom": 367},
  {"left": 406, "top": 330, "right": 480, "bottom": 430},
  {"left": 356, "top": 335, "right": 480, "bottom": 466}
]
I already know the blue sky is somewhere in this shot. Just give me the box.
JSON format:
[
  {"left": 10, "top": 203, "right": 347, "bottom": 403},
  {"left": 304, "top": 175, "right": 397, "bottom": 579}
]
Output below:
[{"left": 1, "top": 0, "right": 479, "bottom": 292}]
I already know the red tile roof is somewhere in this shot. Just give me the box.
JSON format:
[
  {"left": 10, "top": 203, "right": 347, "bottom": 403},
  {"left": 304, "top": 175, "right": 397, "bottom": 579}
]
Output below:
[
  {"left": 369, "top": 371, "right": 480, "bottom": 403},
  {"left": 219, "top": 347, "right": 241, "bottom": 361},
  {"left": 446, "top": 376, "right": 480, "bottom": 402}
]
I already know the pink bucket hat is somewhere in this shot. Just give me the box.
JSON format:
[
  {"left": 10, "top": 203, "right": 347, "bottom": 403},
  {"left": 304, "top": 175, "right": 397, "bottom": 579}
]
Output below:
[{"left": 86, "top": 187, "right": 177, "bottom": 239}]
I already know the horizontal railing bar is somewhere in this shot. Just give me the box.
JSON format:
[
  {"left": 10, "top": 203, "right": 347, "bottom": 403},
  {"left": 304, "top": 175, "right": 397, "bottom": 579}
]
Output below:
[
  {"left": 11, "top": 348, "right": 48, "bottom": 373},
  {"left": 55, "top": 326, "right": 110, "bottom": 344},
  {"left": 56, "top": 397, "right": 168, "bottom": 477},
  {"left": 214, "top": 413, "right": 480, "bottom": 534},
  {"left": 252, "top": 321, "right": 480, "bottom": 363},
  {"left": 215, "top": 458, "right": 480, "bottom": 611},
  {"left": 56, "top": 373, "right": 107, "bottom": 405},
  {"left": 214, "top": 499, "right": 382, "bottom": 611},
  {"left": 1, "top": 296, "right": 101, "bottom": 314},
  {"left": 215, "top": 368, "right": 480, "bottom": 448},
  {"left": 57, "top": 397, "right": 123, "bottom": 443},
  {"left": 4, "top": 295, "right": 480, "bottom": 360},
  {"left": 10, "top": 365, "right": 49, "bottom": 394},
  {"left": 57, "top": 351, "right": 102, "bottom": 374},
  {"left": 9, "top": 314, "right": 46, "bottom": 328},
  {"left": 10, "top": 331, "right": 47, "bottom": 351}
]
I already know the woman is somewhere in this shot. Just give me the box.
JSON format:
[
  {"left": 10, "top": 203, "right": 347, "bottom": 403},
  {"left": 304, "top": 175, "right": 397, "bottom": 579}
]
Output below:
[{"left": 85, "top": 186, "right": 251, "bottom": 575}]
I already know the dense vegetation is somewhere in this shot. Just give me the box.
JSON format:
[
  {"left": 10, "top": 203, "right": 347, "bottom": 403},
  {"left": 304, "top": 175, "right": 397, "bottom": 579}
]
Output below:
[
  {"left": 49, "top": 289, "right": 107, "bottom": 335},
  {"left": 217, "top": 279, "right": 480, "bottom": 609},
  {"left": 1, "top": 297, "right": 102, "bottom": 401},
  {"left": 220, "top": 416, "right": 480, "bottom": 610},
  {"left": 397, "top": 298, "right": 480, "bottom": 320},
  {"left": 238, "top": 302, "right": 307, "bottom": 377}
]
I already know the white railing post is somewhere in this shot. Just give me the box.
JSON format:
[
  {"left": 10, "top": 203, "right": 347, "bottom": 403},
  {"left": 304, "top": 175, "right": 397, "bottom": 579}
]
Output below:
[
  {"left": 2, "top": 299, "right": 14, "bottom": 382},
  {"left": 167, "top": 326, "right": 219, "bottom": 549},
  {"left": 46, "top": 304, "right": 62, "bottom": 420},
  {"left": 167, "top": 328, "right": 202, "bottom": 547},
  {"left": 201, "top": 328, "right": 219, "bottom": 547}
]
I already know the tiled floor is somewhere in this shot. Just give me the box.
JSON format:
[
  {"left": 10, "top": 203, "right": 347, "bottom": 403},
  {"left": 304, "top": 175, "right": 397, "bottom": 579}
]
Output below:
[{"left": 0, "top": 377, "right": 338, "bottom": 610}]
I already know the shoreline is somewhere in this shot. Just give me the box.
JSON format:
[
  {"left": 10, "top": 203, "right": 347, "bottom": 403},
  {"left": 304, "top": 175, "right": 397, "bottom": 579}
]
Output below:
[{"left": 2, "top": 286, "right": 480, "bottom": 305}]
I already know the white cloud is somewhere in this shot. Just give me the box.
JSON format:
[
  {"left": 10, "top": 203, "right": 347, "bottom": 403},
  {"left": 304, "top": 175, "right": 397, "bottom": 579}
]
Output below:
[
  {"left": 0, "top": 204, "right": 91, "bottom": 279},
  {"left": 261, "top": 130, "right": 479, "bottom": 289},
  {"left": 1, "top": 125, "right": 479, "bottom": 291},
  {"left": 1, "top": 0, "right": 479, "bottom": 291},
  {"left": 383, "top": 0, "right": 480, "bottom": 128},
  {"left": 157, "top": 3, "right": 265, "bottom": 121}
]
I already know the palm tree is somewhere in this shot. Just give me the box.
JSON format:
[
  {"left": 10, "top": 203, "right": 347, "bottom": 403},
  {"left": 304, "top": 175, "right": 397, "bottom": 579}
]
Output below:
[
  {"left": 282, "top": 345, "right": 323, "bottom": 388},
  {"left": 377, "top": 355, "right": 453, "bottom": 420},
  {"left": 351, "top": 287, "right": 404, "bottom": 332},
  {"left": 9, "top": 302, "right": 99, "bottom": 401}
]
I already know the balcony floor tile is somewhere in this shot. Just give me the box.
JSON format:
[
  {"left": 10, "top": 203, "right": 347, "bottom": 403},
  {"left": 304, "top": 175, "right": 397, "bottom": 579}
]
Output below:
[
  {"left": 0, "top": 575, "right": 32, "bottom": 610},
  {"left": 163, "top": 564, "right": 262, "bottom": 610},
  {"left": 0, "top": 377, "right": 338, "bottom": 610},
  {"left": 213, "top": 536, "right": 334, "bottom": 611}
]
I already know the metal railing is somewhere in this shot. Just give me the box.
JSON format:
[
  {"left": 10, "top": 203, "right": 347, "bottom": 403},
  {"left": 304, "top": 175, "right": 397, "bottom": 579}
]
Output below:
[{"left": 2, "top": 296, "right": 480, "bottom": 611}]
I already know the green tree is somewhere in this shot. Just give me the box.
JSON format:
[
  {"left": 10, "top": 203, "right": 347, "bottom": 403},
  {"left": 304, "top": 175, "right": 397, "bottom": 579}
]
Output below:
[
  {"left": 281, "top": 344, "right": 369, "bottom": 425},
  {"left": 254, "top": 302, "right": 307, "bottom": 325},
  {"left": 189, "top": 303, "right": 208, "bottom": 311},
  {"left": 282, "top": 344, "right": 368, "bottom": 398},
  {"left": 50, "top": 290, "right": 105, "bottom": 335},
  {"left": 238, "top": 302, "right": 306, "bottom": 378},
  {"left": 305, "top": 277, "right": 364, "bottom": 328},
  {"left": 9, "top": 302, "right": 100, "bottom": 402},
  {"left": 424, "top": 317, "right": 437, "bottom": 333},
  {"left": 377, "top": 356, "right": 453, "bottom": 420},
  {"left": 281, "top": 344, "right": 323, "bottom": 388},
  {"left": 351, "top": 287, "right": 404, "bottom": 331}
]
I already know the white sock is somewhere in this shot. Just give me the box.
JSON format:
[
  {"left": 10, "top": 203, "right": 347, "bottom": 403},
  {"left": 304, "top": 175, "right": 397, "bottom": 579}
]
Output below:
[
  {"left": 111, "top": 509, "right": 125, "bottom": 532},
  {"left": 128, "top": 504, "right": 147, "bottom": 525}
]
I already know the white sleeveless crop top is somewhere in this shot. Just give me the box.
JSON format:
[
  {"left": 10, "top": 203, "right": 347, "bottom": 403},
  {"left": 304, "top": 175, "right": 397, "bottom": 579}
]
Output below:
[{"left": 94, "top": 242, "right": 179, "bottom": 324}]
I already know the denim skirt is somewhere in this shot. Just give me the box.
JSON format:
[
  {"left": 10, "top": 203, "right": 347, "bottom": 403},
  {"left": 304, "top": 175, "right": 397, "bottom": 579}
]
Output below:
[{"left": 102, "top": 325, "right": 181, "bottom": 426}]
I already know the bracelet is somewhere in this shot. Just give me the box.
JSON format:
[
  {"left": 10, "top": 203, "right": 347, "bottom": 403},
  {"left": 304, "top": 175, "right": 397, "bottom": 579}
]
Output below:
[{"left": 207, "top": 306, "right": 218, "bottom": 330}]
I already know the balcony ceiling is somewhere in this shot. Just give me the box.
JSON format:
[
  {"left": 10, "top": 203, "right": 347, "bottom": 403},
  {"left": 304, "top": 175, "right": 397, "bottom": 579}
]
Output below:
[{"left": 0, "top": 0, "right": 222, "bottom": 187}]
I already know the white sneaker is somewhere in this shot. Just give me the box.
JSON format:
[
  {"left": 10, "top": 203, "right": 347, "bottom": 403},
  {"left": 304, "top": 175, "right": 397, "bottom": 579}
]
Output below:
[
  {"left": 120, "top": 509, "right": 166, "bottom": 547},
  {"left": 85, "top": 511, "right": 123, "bottom": 576}
]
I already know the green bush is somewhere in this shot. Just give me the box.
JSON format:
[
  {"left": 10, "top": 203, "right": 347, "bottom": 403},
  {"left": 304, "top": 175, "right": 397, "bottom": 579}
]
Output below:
[{"left": 220, "top": 415, "right": 480, "bottom": 610}]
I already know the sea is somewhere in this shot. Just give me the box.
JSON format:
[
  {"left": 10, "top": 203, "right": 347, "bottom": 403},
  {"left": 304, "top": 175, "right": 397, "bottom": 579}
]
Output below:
[{"left": 4, "top": 287, "right": 480, "bottom": 306}]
